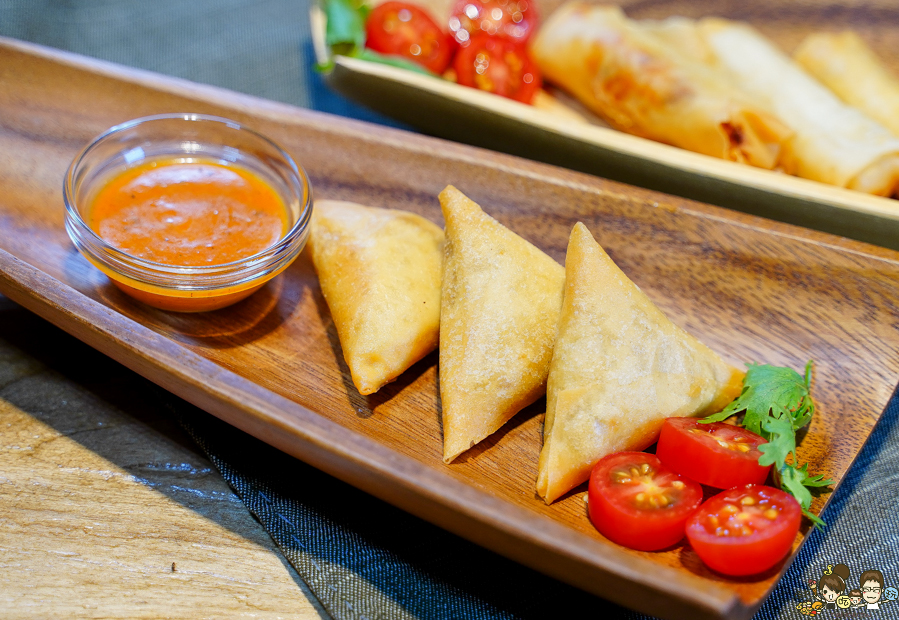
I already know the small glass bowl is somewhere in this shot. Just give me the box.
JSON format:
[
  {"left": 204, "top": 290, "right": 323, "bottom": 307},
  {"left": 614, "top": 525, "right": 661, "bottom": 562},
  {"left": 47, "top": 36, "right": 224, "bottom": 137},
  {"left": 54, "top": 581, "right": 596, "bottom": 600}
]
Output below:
[{"left": 64, "top": 113, "right": 312, "bottom": 312}]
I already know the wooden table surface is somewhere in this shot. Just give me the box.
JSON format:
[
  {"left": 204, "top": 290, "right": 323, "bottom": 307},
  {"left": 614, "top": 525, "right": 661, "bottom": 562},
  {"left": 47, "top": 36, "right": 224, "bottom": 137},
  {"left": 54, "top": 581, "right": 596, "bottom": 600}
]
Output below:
[{"left": 0, "top": 294, "right": 326, "bottom": 619}]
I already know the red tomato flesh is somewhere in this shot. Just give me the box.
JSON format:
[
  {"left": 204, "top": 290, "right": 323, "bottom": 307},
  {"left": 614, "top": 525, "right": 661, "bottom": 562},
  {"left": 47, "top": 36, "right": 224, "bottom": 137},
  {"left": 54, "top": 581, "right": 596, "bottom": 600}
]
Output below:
[
  {"left": 365, "top": 1, "right": 455, "bottom": 74},
  {"left": 448, "top": 0, "right": 539, "bottom": 45},
  {"left": 453, "top": 34, "right": 541, "bottom": 103},
  {"left": 686, "top": 484, "right": 801, "bottom": 576},
  {"left": 588, "top": 452, "right": 703, "bottom": 551},
  {"left": 656, "top": 417, "right": 771, "bottom": 489}
]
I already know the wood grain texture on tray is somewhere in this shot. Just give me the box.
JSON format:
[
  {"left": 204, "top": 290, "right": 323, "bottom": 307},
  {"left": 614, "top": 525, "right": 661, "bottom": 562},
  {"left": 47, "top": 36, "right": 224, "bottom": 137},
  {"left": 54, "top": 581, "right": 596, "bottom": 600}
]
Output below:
[{"left": 1, "top": 37, "right": 899, "bottom": 620}]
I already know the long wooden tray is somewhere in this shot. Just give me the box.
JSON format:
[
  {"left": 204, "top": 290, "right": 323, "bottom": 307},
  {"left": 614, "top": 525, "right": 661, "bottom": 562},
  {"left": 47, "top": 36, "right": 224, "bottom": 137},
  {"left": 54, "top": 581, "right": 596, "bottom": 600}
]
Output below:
[{"left": 2, "top": 37, "right": 899, "bottom": 620}]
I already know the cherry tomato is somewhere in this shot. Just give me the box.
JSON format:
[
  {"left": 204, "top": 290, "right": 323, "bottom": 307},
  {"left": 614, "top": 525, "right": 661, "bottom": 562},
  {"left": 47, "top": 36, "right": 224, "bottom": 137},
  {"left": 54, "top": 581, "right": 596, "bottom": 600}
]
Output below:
[
  {"left": 656, "top": 418, "right": 771, "bottom": 489},
  {"left": 453, "top": 34, "right": 541, "bottom": 103},
  {"left": 365, "top": 1, "right": 455, "bottom": 74},
  {"left": 685, "top": 484, "right": 801, "bottom": 576},
  {"left": 588, "top": 452, "right": 703, "bottom": 551},
  {"left": 448, "top": 0, "right": 538, "bottom": 45}
]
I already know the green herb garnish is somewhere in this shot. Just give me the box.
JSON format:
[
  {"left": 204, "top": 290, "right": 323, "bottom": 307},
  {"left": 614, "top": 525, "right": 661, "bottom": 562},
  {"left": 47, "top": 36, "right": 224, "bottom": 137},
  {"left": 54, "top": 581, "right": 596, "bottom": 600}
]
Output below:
[
  {"left": 324, "top": 0, "right": 368, "bottom": 55},
  {"left": 702, "top": 361, "right": 833, "bottom": 528}
]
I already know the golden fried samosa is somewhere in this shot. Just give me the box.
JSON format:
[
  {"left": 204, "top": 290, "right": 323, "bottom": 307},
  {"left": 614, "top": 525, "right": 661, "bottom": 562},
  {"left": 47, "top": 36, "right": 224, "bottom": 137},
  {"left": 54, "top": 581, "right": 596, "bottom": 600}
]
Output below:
[
  {"left": 309, "top": 200, "right": 443, "bottom": 395},
  {"left": 537, "top": 223, "right": 743, "bottom": 503},
  {"left": 439, "top": 186, "right": 565, "bottom": 463}
]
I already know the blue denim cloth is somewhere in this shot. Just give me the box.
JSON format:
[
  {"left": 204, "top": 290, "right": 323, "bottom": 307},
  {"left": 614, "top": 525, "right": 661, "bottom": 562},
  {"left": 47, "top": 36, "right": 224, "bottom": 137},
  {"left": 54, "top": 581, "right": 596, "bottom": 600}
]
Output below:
[
  {"left": 173, "top": 390, "right": 899, "bottom": 620},
  {"left": 3, "top": 1, "right": 898, "bottom": 618}
]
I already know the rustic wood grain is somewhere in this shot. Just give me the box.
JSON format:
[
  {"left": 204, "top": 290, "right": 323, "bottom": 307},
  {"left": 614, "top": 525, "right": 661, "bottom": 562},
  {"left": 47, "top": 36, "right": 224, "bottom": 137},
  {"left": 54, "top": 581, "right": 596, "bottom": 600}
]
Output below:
[
  {"left": 1, "top": 37, "right": 899, "bottom": 620},
  {"left": 0, "top": 296, "right": 326, "bottom": 619}
]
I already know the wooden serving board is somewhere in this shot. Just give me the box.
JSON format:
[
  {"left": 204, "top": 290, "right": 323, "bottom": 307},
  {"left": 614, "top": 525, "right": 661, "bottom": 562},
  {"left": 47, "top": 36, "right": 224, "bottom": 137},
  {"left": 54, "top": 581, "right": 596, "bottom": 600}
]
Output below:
[{"left": 2, "top": 38, "right": 899, "bottom": 620}]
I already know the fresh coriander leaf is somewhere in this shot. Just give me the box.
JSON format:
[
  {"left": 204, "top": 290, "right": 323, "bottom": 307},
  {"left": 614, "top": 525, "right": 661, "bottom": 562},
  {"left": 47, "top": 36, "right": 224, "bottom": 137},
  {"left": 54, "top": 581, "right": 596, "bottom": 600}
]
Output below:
[
  {"left": 778, "top": 463, "right": 831, "bottom": 530},
  {"left": 703, "top": 360, "right": 831, "bottom": 528},
  {"left": 803, "top": 509, "right": 826, "bottom": 530},
  {"left": 702, "top": 363, "right": 814, "bottom": 437},
  {"left": 324, "top": 0, "right": 367, "bottom": 53},
  {"left": 803, "top": 474, "right": 835, "bottom": 488},
  {"left": 789, "top": 462, "right": 834, "bottom": 488},
  {"left": 779, "top": 463, "right": 813, "bottom": 510},
  {"left": 758, "top": 414, "right": 795, "bottom": 468}
]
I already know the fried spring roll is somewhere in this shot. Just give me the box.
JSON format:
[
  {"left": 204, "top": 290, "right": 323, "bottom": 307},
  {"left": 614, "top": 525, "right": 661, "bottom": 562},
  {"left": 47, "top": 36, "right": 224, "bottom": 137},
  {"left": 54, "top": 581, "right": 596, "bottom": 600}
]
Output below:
[
  {"left": 530, "top": 3, "right": 792, "bottom": 169},
  {"left": 699, "top": 19, "right": 899, "bottom": 196},
  {"left": 795, "top": 31, "right": 899, "bottom": 138}
]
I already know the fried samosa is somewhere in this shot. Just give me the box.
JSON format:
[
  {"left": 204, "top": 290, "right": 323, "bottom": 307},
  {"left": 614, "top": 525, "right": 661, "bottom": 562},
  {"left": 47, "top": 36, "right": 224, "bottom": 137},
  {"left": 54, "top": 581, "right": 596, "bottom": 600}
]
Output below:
[
  {"left": 530, "top": 3, "right": 792, "bottom": 170},
  {"left": 309, "top": 200, "right": 444, "bottom": 395},
  {"left": 537, "top": 223, "right": 743, "bottom": 503},
  {"left": 439, "top": 186, "right": 565, "bottom": 463}
]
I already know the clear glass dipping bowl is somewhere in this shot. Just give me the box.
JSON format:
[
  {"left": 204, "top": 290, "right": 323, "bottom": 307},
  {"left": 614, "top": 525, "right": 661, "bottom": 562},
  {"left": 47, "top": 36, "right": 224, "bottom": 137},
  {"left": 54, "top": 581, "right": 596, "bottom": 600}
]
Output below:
[{"left": 64, "top": 113, "right": 312, "bottom": 312}]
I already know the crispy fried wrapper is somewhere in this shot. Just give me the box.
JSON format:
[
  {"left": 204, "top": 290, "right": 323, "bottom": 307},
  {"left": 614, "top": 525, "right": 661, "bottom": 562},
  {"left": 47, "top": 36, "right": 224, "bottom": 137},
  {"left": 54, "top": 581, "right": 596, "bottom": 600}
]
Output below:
[
  {"left": 700, "top": 19, "right": 899, "bottom": 195},
  {"left": 530, "top": 2, "right": 792, "bottom": 170},
  {"left": 309, "top": 200, "right": 443, "bottom": 395},
  {"left": 439, "top": 186, "right": 565, "bottom": 463},
  {"left": 795, "top": 31, "right": 899, "bottom": 139},
  {"left": 537, "top": 223, "right": 744, "bottom": 503}
]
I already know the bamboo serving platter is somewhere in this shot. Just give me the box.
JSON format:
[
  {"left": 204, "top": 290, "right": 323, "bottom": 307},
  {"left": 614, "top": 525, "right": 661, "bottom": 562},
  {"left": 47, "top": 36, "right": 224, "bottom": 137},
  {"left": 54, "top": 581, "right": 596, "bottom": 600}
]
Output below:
[
  {"left": 2, "top": 37, "right": 899, "bottom": 620},
  {"left": 315, "top": 0, "right": 899, "bottom": 251}
]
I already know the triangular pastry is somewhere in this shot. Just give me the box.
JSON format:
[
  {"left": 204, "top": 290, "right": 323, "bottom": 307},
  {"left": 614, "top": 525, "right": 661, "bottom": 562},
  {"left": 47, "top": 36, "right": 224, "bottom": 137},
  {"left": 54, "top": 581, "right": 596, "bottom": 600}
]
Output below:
[
  {"left": 439, "top": 186, "right": 565, "bottom": 463},
  {"left": 537, "top": 223, "right": 744, "bottom": 503},
  {"left": 309, "top": 200, "right": 444, "bottom": 395}
]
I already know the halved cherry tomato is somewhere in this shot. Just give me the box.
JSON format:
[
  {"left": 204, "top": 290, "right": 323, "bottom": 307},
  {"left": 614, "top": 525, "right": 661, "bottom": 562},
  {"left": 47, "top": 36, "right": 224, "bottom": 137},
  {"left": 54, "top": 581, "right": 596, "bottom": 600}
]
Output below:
[
  {"left": 588, "top": 452, "right": 703, "bottom": 551},
  {"left": 453, "top": 34, "right": 541, "bottom": 103},
  {"left": 365, "top": 2, "right": 455, "bottom": 74},
  {"left": 685, "top": 484, "right": 801, "bottom": 576},
  {"left": 448, "top": 0, "right": 538, "bottom": 45},
  {"left": 656, "top": 418, "right": 771, "bottom": 489}
]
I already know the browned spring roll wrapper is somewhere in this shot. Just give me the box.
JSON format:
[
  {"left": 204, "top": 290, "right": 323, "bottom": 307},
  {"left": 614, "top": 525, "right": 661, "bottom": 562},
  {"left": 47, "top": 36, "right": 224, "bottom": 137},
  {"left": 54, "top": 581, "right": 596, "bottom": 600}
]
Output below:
[
  {"left": 530, "top": 2, "right": 792, "bottom": 169},
  {"left": 537, "top": 223, "right": 744, "bottom": 504},
  {"left": 700, "top": 19, "right": 899, "bottom": 196},
  {"left": 795, "top": 31, "right": 899, "bottom": 138}
]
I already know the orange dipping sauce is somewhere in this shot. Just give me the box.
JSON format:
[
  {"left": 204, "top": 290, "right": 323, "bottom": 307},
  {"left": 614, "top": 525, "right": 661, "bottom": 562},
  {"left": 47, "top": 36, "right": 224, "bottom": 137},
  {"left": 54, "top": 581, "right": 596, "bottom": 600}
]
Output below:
[
  {"left": 89, "top": 159, "right": 288, "bottom": 266},
  {"left": 87, "top": 158, "right": 291, "bottom": 312}
]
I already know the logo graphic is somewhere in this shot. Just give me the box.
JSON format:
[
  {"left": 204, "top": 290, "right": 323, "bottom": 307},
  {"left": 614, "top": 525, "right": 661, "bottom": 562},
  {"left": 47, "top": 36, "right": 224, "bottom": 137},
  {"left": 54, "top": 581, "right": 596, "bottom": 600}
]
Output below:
[{"left": 796, "top": 563, "right": 897, "bottom": 615}]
